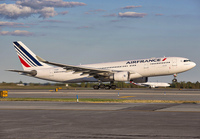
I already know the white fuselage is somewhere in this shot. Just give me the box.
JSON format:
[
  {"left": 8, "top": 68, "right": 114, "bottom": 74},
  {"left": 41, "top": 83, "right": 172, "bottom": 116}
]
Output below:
[
  {"left": 34, "top": 57, "right": 196, "bottom": 83},
  {"left": 132, "top": 82, "right": 170, "bottom": 88}
]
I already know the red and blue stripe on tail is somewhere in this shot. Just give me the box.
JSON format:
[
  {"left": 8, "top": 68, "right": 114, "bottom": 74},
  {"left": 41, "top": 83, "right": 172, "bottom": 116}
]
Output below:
[{"left": 13, "top": 41, "right": 50, "bottom": 70}]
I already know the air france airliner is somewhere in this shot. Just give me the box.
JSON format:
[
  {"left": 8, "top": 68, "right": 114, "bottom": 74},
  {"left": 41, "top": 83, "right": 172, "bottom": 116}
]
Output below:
[
  {"left": 8, "top": 41, "right": 196, "bottom": 90},
  {"left": 130, "top": 81, "right": 170, "bottom": 88}
]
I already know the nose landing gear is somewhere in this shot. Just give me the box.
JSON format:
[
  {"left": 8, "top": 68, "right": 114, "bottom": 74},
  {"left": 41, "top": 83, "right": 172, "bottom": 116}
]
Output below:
[{"left": 172, "top": 74, "right": 178, "bottom": 83}]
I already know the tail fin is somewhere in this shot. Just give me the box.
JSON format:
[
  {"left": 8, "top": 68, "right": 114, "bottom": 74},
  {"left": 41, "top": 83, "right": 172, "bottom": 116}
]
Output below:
[{"left": 13, "top": 41, "right": 51, "bottom": 70}]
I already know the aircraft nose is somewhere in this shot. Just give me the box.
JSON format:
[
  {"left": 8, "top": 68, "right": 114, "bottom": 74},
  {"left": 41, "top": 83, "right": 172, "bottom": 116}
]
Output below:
[
  {"left": 185, "top": 62, "right": 196, "bottom": 71},
  {"left": 191, "top": 62, "right": 196, "bottom": 68}
]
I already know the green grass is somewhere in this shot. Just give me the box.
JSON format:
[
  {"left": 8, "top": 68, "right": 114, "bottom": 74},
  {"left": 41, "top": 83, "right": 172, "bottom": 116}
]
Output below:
[
  {"left": 0, "top": 98, "right": 199, "bottom": 104},
  {"left": 0, "top": 86, "right": 65, "bottom": 90}
]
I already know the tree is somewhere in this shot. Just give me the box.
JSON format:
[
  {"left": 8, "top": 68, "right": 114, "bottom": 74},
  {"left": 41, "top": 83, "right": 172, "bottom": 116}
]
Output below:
[
  {"left": 86, "top": 83, "right": 91, "bottom": 88},
  {"left": 81, "top": 82, "right": 85, "bottom": 88}
]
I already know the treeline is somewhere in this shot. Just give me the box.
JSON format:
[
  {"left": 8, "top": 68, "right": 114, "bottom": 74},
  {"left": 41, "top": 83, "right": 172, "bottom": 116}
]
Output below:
[
  {"left": 1, "top": 81, "right": 200, "bottom": 89},
  {"left": 68, "top": 82, "right": 135, "bottom": 88},
  {"left": 69, "top": 81, "right": 200, "bottom": 89},
  {"left": 170, "top": 81, "right": 200, "bottom": 89}
]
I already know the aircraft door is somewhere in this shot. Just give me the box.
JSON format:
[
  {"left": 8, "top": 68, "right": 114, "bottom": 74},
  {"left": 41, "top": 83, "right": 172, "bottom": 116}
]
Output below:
[
  {"left": 144, "top": 63, "right": 149, "bottom": 69},
  {"left": 144, "top": 63, "right": 155, "bottom": 76},
  {"left": 50, "top": 69, "right": 54, "bottom": 77},
  {"left": 172, "top": 58, "right": 177, "bottom": 66}
]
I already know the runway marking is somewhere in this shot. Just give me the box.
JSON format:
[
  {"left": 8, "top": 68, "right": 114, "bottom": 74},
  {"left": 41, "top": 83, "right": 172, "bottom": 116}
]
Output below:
[
  {"left": 0, "top": 108, "right": 200, "bottom": 113},
  {"left": 119, "top": 96, "right": 135, "bottom": 98},
  {"left": 1, "top": 98, "right": 200, "bottom": 104}
]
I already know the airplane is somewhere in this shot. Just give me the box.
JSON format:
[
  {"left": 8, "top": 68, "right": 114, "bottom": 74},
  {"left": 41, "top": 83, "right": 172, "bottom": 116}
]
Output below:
[
  {"left": 8, "top": 41, "right": 196, "bottom": 90},
  {"left": 130, "top": 81, "right": 170, "bottom": 88}
]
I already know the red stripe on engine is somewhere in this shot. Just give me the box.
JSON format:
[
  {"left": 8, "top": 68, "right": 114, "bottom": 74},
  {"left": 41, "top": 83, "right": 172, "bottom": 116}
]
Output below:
[
  {"left": 162, "top": 58, "right": 167, "bottom": 61},
  {"left": 18, "top": 56, "right": 31, "bottom": 67}
]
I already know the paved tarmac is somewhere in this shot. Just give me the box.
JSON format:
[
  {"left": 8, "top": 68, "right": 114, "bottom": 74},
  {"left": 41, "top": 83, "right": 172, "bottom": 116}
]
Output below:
[
  {"left": 0, "top": 89, "right": 200, "bottom": 139},
  {"left": 6, "top": 88, "right": 200, "bottom": 101}
]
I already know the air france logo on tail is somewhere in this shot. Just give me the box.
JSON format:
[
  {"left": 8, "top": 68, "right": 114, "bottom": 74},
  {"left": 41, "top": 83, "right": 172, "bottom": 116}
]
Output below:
[
  {"left": 13, "top": 42, "right": 42, "bottom": 68},
  {"left": 18, "top": 56, "right": 31, "bottom": 67}
]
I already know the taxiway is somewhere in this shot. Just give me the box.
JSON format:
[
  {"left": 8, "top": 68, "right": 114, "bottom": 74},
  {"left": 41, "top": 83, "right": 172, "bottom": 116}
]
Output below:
[{"left": 0, "top": 89, "right": 200, "bottom": 139}]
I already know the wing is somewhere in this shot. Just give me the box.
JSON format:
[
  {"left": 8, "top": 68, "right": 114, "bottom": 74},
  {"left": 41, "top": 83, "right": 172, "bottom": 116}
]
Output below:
[{"left": 36, "top": 56, "right": 113, "bottom": 77}]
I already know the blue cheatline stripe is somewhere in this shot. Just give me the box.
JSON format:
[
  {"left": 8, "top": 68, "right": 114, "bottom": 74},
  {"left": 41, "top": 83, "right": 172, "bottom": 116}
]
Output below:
[
  {"left": 14, "top": 45, "right": 36, "bottom": 67},
  {"left": 13, "top": 42, "right": 42, "bottom": 66},
  {"left": 16, "top": 51, "right": 34, "bottom": 67}
]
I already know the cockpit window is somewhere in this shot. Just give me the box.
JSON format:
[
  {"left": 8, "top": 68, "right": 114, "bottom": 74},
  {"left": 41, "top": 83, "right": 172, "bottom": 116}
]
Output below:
[{"left": 184, "top": 60, "right": 190, "bottom": 62}]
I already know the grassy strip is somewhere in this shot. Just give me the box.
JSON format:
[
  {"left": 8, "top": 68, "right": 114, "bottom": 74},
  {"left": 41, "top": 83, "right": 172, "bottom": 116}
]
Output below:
[
  {"left": 0, "top": 98, "right": 199, "bottom": 104},
  {"left": 0, "top": 98, "right": 76, "bottom": 102}
]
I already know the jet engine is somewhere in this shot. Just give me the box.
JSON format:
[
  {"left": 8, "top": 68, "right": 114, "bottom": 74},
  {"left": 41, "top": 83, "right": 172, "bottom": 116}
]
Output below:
[
  {"left": 29, "top": 70, "right": 37, "bottom": 76},
  {"left": 34, "top": 69, "right": 53, "bottom": 78},
  {"left": 110, "top": 71, "right": 129, "bottom": 81},
  {"left": 130, "top": 77, "right": 148, "bottom": 83}
]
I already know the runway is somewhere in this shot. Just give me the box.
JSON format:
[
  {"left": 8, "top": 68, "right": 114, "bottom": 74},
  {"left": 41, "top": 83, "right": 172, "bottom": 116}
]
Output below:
[
  {"left": 4, "top": 89, "right": 200, "bottom": 101},
  {"left": 6, "top": 88, "right": 200, "bottom": 101},
  {"left": 0, "top": 89, "right": 200, "bottom": 138}
]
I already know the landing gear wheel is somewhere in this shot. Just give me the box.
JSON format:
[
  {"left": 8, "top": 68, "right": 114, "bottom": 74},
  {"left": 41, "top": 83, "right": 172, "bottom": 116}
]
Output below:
[
  {"left": 110, "top": 85, "right": 117, "bottom": 90},
  {"left": 172, "top": 78, "right": 177, "bottom": 83},
  {"left": 105, "top": 85, "right": 111, "bottom": 90},
  {"left": 99, "top": 84, "right": 105, "bottom": 89},
  {"left": 172, "top": 74, "right": 178, "bottom": 83},
  {"left": 93, "top": 85, "right": 99, "bottom": 90}
]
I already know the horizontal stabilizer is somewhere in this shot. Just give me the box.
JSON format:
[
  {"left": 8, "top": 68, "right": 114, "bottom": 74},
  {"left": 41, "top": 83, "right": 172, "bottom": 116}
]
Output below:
[{"left": 7, "top": 69, "right": 37, "bottom": 76}]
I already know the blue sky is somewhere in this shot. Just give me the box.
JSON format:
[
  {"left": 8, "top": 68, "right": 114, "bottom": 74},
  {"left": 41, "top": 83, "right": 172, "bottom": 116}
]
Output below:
[{"left": 0, "top": 0, "right": 199, "bottom": 83}]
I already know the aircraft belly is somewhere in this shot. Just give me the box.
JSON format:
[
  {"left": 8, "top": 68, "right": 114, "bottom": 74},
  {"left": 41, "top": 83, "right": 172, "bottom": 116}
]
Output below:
[
  {"left": 154, "top": 65, "right": 169, "bottom": 75},
  {"left": 140, "top": 64, "right": 171, "bottom": 76},
  {"left": 50, "top": 72, "right": 98, "bottom": 83},
  {"left": 63, "top": 77, "right": 98, "bottom": 83}
]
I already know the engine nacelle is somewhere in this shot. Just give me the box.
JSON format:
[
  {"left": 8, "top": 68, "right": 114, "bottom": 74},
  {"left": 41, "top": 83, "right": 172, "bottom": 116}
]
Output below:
[
  {"left": 131, "top": 77, "right": 148, "bottom": 83},
  {"left": 110, "top": 71, "right": 129, "bottom": 81},
  {"left": 35, "top": 69, "right": 52, "bottom": 78},
  {"left": 30, "top": 70, "right": 37, "bottom": 76}
]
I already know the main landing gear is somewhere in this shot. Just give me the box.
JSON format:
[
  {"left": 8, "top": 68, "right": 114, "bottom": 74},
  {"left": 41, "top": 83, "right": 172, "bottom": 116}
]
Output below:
[
  {"left": 172, "top": 73, "right": 178, "bottom": 83},
  {"left": 93, "top": 81, "right": 117, "bottom": 90}
]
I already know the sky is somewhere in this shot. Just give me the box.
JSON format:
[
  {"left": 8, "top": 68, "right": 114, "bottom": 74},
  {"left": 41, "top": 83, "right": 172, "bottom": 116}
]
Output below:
[{"left": 0, "top": 0, "right": 199, "bottom": 83}]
